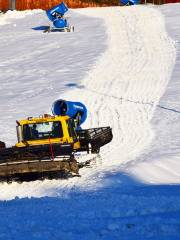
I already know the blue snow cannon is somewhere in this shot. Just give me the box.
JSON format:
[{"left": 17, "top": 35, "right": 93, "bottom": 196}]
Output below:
[
  {"left": 52, "top": 99, "right": 87, "bottom": 127},
  {"left": 120, "top": 0, "right": 139, "bottom": 5},
  {"left": 53, "top": 18, "right": 67, "bottom": 28},
  {"left": 46, "top": 2, "right": 71, "bottom": 30}
]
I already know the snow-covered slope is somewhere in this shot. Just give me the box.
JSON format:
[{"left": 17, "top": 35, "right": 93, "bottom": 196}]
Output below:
[
  {"left": 0, "top": 4, "right": 180, "bottom": 239},
  {"left": 0, "top": 9, "right": 106, "bottom": 145},
  {"left": 125, "top": 4, "right": 180, "bottom": 184}
]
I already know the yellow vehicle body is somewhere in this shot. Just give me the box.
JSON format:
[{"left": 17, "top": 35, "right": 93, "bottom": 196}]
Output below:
[
  {"left": 0, "top": 113, "right": 112, "bottom": 181},
  {"left": 15, "top": 115, "right": 80, "bottom": 150}
]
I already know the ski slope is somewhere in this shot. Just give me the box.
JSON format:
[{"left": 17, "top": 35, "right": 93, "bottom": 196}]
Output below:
[
  {"left": 127, "top": 4, "right": 180, "bottom": 184},
  {"left": 0, "top": 4, "right": 180, "bottom": 239}
]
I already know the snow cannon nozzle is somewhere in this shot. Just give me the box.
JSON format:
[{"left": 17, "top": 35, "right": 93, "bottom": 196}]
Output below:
[
  {"left": 46, "top": 2, "right": 68, "bottom": 22},
  {"left": 52, "top": 99, "right": 87, "bottom": 127}
]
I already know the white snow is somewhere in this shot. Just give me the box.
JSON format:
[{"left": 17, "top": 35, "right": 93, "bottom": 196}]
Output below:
[
  {"left": 0, "top": 9, "right": 42, "bottom": 25},
  {"left": 0, "top": 4, "right": 180, "bottom": 239},
  {"left": 125, "top": 3, "right": 180, "bottom": 184}
]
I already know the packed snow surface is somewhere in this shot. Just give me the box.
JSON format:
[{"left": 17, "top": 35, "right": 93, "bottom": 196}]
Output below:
[{"left": 0, "top": 4, "right": 180, "bottom": 239}]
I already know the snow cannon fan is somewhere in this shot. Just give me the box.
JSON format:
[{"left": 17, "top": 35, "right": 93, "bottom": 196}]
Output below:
[
  {"left": 120, "top": 0, "right": 139, "bottom": 5},
  {"left": 52, "top": 100, "right": 87, "bottom": 128},
  {"left": 46, "top": 2, "right": 73, "bottom": 32}
]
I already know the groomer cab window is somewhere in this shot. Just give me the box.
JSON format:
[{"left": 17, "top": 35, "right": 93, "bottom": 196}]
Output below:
[
  {"left": 23, "top": 121, "right": 63, "bottom": 141},
  {"left": 66, "top": 119, "right": 78, "bottom": 142}
]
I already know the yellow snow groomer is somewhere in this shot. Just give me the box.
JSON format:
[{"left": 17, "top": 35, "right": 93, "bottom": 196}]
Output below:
[{"left": 0, "top": 100, "right": 113, "bottom": 181}]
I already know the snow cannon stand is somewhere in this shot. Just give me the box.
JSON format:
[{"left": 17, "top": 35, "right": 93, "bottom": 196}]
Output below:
[
  {"left": 45, "top": 2, "right": 74, "bottom": 33},
  {"left": 52, "top": 99, "right": 87, "bottom": 129}
]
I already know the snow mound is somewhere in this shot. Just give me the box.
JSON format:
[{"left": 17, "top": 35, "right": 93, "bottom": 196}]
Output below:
[{"left": 0, "top": 9, "right": 42, "bottom": 25}]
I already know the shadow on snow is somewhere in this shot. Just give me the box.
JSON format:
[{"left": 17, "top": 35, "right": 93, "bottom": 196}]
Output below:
[{"left": 0, "top": 171, "right": 180, "bottom": 239}]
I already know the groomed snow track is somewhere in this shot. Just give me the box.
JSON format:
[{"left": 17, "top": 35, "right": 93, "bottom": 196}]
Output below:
[
  {"left": 0, "top": 4, "right": 180, "bottom": 239},
  {"left": 0, "top": 3, "right": 176, "bottom": 197}
]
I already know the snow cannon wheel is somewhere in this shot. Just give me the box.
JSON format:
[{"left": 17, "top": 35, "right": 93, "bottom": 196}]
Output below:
[
  {"left": 69, "top": 26, "right": 74, "bottom": 32},
  {"left": 66, "top": 26, "right": 74, "bottom": 32}
]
